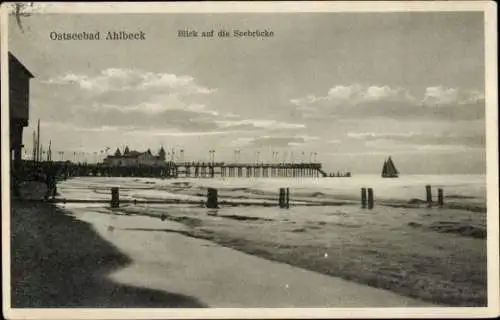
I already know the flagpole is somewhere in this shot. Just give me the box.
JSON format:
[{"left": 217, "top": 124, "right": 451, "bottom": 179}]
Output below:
[
  {"left": 48, "top": 140, "right": 52, "bottom": 162},
  {"left": 32, "top": 130, "right": 36, "bottom": 163},
  {"left": 36, "top": 119, "right": 40, "bottom": 162}
]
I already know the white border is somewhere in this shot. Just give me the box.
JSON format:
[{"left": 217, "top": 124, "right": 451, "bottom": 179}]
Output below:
[
  {"left": 1, "top": 1, "right": 498, "bottom": 319},
  {"left": 4, "top": 1, "right": 496, "bottom": 13}
]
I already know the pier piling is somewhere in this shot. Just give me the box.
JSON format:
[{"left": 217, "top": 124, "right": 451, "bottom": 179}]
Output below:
[
  {"left": 206, "top": 187, "right": 218, "bottom": 209},
  {"left": 286, "top": 187, "right": 290, "bottom": 209},
  {"left": 426, "top": 185, "right": 432, "bottom": 207},
  {"left": 111, "top": 187, "right": 120, "bottom": 208},
  {"left": 361, "top": 187, "right": 367, "bottom": 208},
  {"left": 279, "top": 188, "right": 288, "bottom": 209},
  {"left": 367, "top": 188, "right": 374, "bottom": 210},
  {"left": 438, "top": 188, "right": 444, "bottom": 208},
  {"left": 279, "top": 188, "right": 285, "bottom": 208}
]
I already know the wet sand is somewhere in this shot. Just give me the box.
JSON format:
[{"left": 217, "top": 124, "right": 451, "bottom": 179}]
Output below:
[
  {"left": 10, "top": 199, "right": 206, "bottom": 307},
  {"left": 114, "top": 203, "right": 487, "bottom": 307}
]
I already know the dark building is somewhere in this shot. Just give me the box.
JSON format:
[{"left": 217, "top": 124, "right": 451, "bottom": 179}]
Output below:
[
  {"left": 103, "top": 146, "right": 167, "bottom": 167},
  {"left": 9, "top": 52, "right": 34, "bottom": 174}
]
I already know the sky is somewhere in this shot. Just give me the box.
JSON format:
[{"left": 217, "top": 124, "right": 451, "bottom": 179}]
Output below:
[{"left": 8, "top": 10, "right": 486, "bottom": 174}]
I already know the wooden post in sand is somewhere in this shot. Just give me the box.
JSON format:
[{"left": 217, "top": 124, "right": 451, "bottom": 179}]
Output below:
[
  {"left": 286, "top": 188, "right": 290, "bottom": 209},
  {"left": 206, "top": 188, "right": 218, "bottom": 209},
  {"left": 426, "top": 185, "right": 432, "bottom": 207},
  {"left": 437, "top": 188, "right": 444, "bottom": 208},
  {"left": 279, "top": 188, "right": 286, "bottom": 208},
  {"left": 367, "top": 188, "right": 374, "bottom": 210},
  {"left": 111, "top": 187, "right": 120, "bottom": 208},
  {"left": 361, "top": 188, "right": 367, "bottom": 209}
]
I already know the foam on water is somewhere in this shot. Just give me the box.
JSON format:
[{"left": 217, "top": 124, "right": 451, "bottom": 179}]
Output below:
[{"left": 56, "top": 175, "right": 486, "bottom": 207}]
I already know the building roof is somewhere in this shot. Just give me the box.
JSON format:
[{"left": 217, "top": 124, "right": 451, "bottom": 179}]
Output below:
[
  {"left": 126, "top": 151, "right": 141, "bottom": 157},
  {"left": 9, "top": 52, "right": 34, "bottom": 78},
  {"left": 105, "top": 152, "right": 161, "bottom": 160}
]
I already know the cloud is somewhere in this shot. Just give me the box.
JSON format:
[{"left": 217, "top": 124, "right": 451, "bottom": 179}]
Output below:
[
  {"left": 291, "top": 84, "right": 416, "bottom": 107},
  {"left": 362, "top": 138, "right": 482, "bottom": 156},
  {"left": 43, "top": 68, "right": 307, "bottom": 138},
  {"left": 414, "top": 144, "right": 478, "bottom": 152},
  {"left": 123, "top": 130, "right": 236, "bottom": 137},
  {"left": 40, "top": 100, "right": 304, "bottom": 140},
  {"left": 326, "top": 139, "right": 341, "bottom": 144},
  {"left": 290, "top": 84, "right": 485, "bottom": 121},
  {"left": 231, "top": 134, "right": 318, "bottom": 148},
  {"left": 347, "top": 131, "right": 485, "bottom": 149},
  {"left": 215, "top": 119, "right": 305, "bottom": 130},
  {"left": 78, "top": 100, "right": 304, "bottom": 133},
  {"left": 421, "top": 86, "right": 485, "bottom": 106},
  {"left": 347, "top": 132, "right": 422, "bottom": 139},
  {"left": 45, "top": 68, "right": 215, "bottom": 95},
  {"left": 40, "top": 121, "right": 126, "bottom": 133},
  {"left": 293, "top": 84, "right": 484, "bottom": 108},
  {"left": 327, "top": 86, "right": 355, "bottom": 100},
  {"left": 99, "top": 98, "right": 220, "bottom": 116}
]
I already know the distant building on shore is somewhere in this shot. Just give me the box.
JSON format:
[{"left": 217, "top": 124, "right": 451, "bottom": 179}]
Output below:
[
  {"left": 9, "top": 53, "right": 34, "bottom": 173},
  {"left": 103, "top": 146, "right": 168, "bottom": 167}
]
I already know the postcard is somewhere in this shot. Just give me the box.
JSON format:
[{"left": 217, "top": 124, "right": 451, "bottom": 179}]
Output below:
[{"left": 1, "top": 1, "right": 498, "bottom": 319}]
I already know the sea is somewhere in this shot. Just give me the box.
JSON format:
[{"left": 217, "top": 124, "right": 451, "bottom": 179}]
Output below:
[{"left": 55, "top": 174, "right": 487, "bottom": 209}]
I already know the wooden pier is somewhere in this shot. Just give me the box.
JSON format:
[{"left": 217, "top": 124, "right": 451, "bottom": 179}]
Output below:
[
  {"left": 175, "top": 162, "right": 326, "bottom": 178},
  {"left": 22, "top": 160, "right": 329, "bottom": 179}
]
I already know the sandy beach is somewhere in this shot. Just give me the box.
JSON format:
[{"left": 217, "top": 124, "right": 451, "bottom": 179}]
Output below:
[{"left": 10, "top": 195, "right": 206, "bottom": 307}]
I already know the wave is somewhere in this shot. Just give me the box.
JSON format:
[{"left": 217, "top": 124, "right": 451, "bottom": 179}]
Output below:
[
  {"left": 154, "top": 184, "right": 338, "bottom": 201},
  {"left": 408, "top": 221, "right": 486, "bottom": 239},
  {"left": 56, "top": 176, "right": 486, "bottom": 212}
]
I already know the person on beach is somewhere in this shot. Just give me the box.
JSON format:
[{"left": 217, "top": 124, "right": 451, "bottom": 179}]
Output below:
[
  {"left": 35, "top": 166, "right": 45, "bottom": 182},
  {"left": 44, "top": 165, "right": 58, "bottom": 200}
]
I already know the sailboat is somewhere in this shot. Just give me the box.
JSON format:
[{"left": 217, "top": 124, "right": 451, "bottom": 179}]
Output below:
[{"left": 381, "top": 156, "right": 399, "bottom": 178}]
